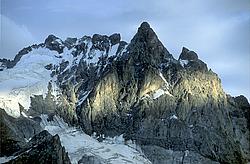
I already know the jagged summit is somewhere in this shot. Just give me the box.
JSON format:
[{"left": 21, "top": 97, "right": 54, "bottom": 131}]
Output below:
[
  {"left": 132, "top": 22, "right": 164, "bottom": 46},
  {"left": 109, "top": 33, "right": 121, "bottom": 45},
  {"left": 0, "top": 22, "right": 249, "bottom": 164},
  {"left": 137, "top": 22, "right": 152, "bottom": 35},
  {"left": 125, "top": 22, "right": 173, "bottom": 66},
  {"left": 178, "top": 46, "right": 208, "bottom": 71},
  {"left": 44, "top": 34, "right": 64, "bottom": 53},
  {"left": 179, "top": 47, "right": 198, "bottom": 61},
  {"left": 140, "top": 22, "right": 151, "bottom": 29}
]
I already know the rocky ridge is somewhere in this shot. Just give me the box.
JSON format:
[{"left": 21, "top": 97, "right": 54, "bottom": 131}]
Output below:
[
  {"left": 5, "top": 130, "right": 71, "bottom": 164},
  {"left": 0, "top": 22, "right": 249, "bottom": 164}
]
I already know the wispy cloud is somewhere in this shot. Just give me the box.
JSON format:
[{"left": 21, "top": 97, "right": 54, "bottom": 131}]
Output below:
[{"left": 0, "top": 15, "right": 36, "bottom": 59}]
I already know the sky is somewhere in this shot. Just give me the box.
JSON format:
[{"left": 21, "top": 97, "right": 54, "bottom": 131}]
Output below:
[{"left": 0, "top": 0, "right": 250, "bottom": 100}]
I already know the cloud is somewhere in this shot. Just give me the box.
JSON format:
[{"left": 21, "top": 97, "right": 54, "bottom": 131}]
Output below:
[{"left": 0, "top": 15, "right": 36, "bottom": 59}]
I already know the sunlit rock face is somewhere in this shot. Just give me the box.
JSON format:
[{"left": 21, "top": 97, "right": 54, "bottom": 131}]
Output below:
[
  {"left": 0, "top": 22, "right": 249, "bottom": 164},
  {"left": 76, "top": 22, "right": 249, "bottom": 163},
  {"left": 77, "top": 22, "right": 175, "bottom": 135}
]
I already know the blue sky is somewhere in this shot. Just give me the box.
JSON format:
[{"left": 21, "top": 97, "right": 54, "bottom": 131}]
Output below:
[{"left": 1, "top": 0, "right": 250, "bottom": 100}]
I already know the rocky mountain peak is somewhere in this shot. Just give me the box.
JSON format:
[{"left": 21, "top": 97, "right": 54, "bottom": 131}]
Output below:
[
  {"left": 1, "top": 22, "right": 249, "bottom": 164},
  {"left": 44, "top": 34, "right": 59, "bottom": 43},
  {"left": 126, "top": 22, "right": 172, "bottom": 66},
  {"left": 137, "top": 22, "right": 152, "bottom": 35},
  {"left": 178, "top": 47, "right": 208, "bottom": 71},
  {"left": 134, "top": 21, "right": 160, "bottom": 45},
  {"left": 109, "top": 33, "right": 121, "bottom": 45},
  {"left": 179, "top": 47, "right": 198, "bottom": 61},
  {"left": 44, "top": 34, "right": 64, "bottom": 53},
  {"left": 140, "top": 21, "right": 151, "bottom": 29},
  {"left": 234, "top": 95, "right": 250, "bottom": 109},
  {"left": 64, "top": 37, "right": 77, "bottom": 49}
]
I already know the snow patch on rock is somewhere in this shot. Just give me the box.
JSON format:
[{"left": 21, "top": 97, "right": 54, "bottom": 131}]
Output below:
[
  {"left": 153, "top": 89, "right": 165, "bottom": 99},
  {"left": 170, "top": 114, "right": 178, "bottom": 120},
  {"left": 0, "top": 156, "right": 15, "bottom": 163},
  {"left": 180, "top": 59, "right": 189, "bottom": 67}
]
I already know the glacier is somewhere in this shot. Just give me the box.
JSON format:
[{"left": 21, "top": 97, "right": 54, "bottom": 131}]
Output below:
[{"left": 40, "top": 115, "right": 151, "bottom": 164}]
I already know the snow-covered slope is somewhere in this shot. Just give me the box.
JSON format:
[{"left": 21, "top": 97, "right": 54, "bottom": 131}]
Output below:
[
  {"left": 0, "top": 35, "right": 122, "bottom": 117},
  {"left": 0, "top": 48, "right": 60, "bottom": 117},
  {"left": 40, "top": 115, "right": 151, "bottom": 164}
]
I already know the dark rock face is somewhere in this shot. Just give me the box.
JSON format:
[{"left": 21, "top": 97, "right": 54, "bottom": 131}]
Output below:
[
  {"left": 0, "top": 109, "right": 42, "bottom": 157},
  {"left": 178, "top": 47, "right": 208, "bottom": 71},
  {"left": 78, "top": 154, "right": 103, "bottom": 164},
  {"left": 226, "top": 95, "right": 250, "bottom": 162},
  {"left": 6, "top": 130, "right": 71, "bottom": 164},
  {"left": 179, "top": 47, "right": 198, "bottom": 61},
  {"left": 109, "top": 33, "right": 121, "bottom": 45},
  {"left": 75, "top": 22, "right": 249, "bottom": 163},
  {"left": 1, "top": 22, "right": 249, "bottom": 164},
  {"left": 28, "top": 82, "right": 78, "bottom": 126},
  {"left": 64, "top": 37, "right": 77, "bottom": 49},
  {"left": 141, "top": 145, "right": 220, "bottom": 164},
  {"left": 44, "top": 33, "right": 128, "bottom": 127},
  {"left": 45, "top": 34, "right": 65, "bottom": 54},
  {"left": 76, "top": 21, "right": 175, "bottom": 135},
  {"left": 117, "top": 41, "right": 128, "bottom": 55},
  {"left": 92, "top": 34, "right": 110, "bottom": 52},
  {"left": 234, "top": 95, "right": 250, "bottom": 109},
  {"left": 234, "top": 95, "right": 250, "bottom": 128},
  {"left": 125, "top": 21, "right": 173, "bottom": 66},
  {"left": 1, "top": 108, "right": 70, "bottom": 163}
]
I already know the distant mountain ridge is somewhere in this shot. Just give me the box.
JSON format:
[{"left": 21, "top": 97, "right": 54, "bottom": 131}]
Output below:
[{"left": 0, "top": 22, "right": 249, "bottom": 164}]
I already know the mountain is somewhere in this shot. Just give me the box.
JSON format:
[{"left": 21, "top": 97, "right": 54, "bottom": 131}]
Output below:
[{"left": 0, "top": 22, "right": 249, "bottom": 164}]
